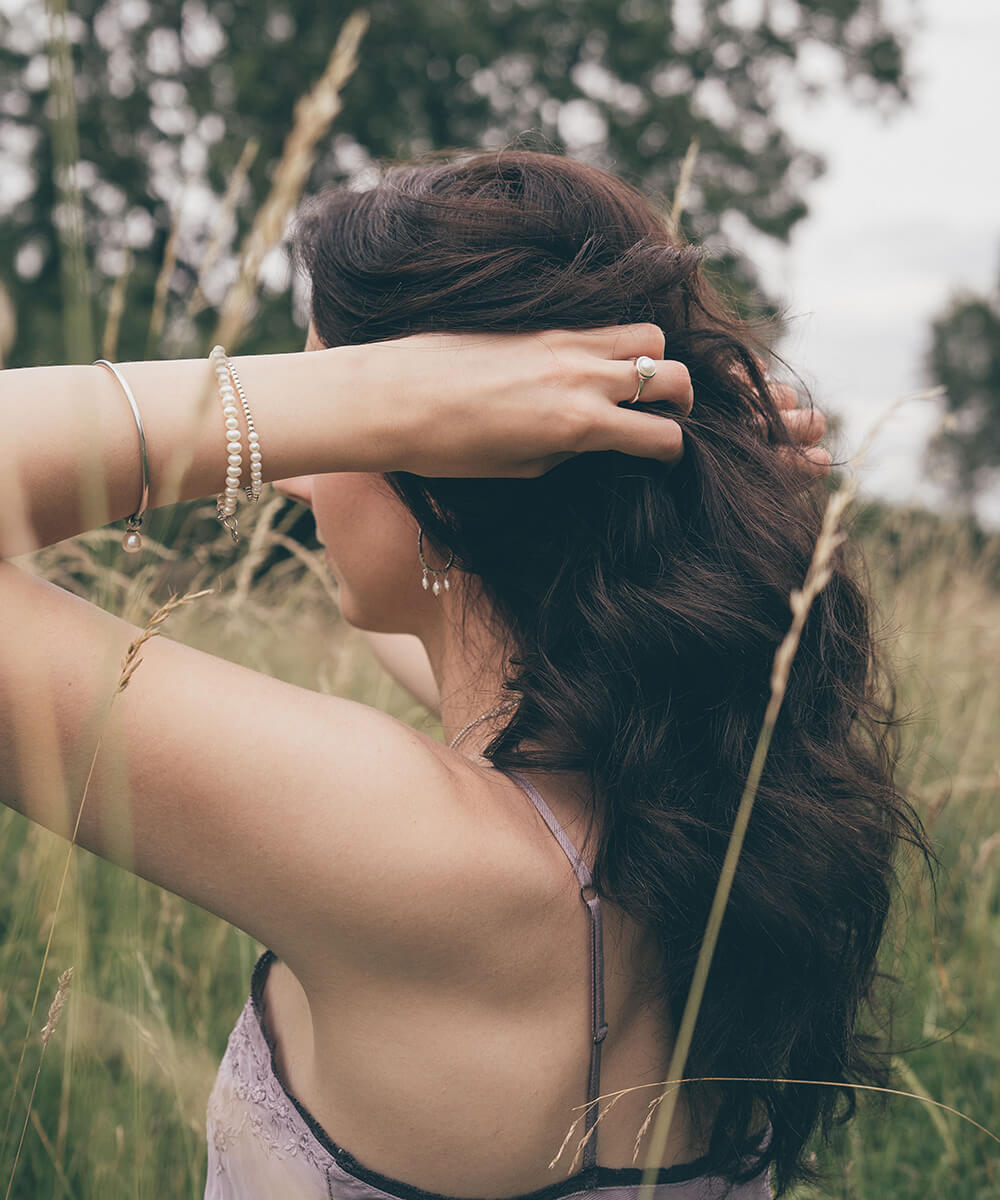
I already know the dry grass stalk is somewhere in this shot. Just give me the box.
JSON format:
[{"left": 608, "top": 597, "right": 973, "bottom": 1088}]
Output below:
[
  {"left": 101, "top": 245, "right": 134, "bottom": 363},
  {"left": 1, "top": 588, "right": 214, "bottom": 1174},
  {"left": 145, "top": 181, "right": 191, "bottom": 357},
  {"left": 40, "top": 968, "right": 74, "bottom": 1049},
  {"left": 972, "top": 832, "right": 1000, "bottom": 877},
  {"left": 187, "top": 136, "right": 261, "bottom": 319},
  {"left": 637, "top": 386, "right": 949, "bottom": 1192},
  {"left": 227, "top": 494, "right": 287, "bottom": 611},
  {"left": 157, "top": 11, "right": 368, "bottom": 513},
  {"left": 892, "top": 1057, "right": 959, "bottom": 1164},
  {"left": 266, "top": 532, "right": 344, "bottom": 608},
  {"left": 46, "top": 0, "right": 94, "bottom": 363},
  {"left": 211, "top": 9, "right": 370, "bottom": 354},
  {"left": 4, "top": 967, "right": 74, "bottom": 1200},
  {"left": 0, "top": 278, "right": 16, "bottom": 370},
  {"left": 117, "top": 588, "right": 216, "bottom": 693},
  {"left": 666, "top": 138, "right": 700, "bottom": 239},
  {"left": 553, "top": 1074, "right": 999, "bottom": 1176}
]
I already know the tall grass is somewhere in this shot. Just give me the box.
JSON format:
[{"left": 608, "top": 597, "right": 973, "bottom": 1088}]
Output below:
[{"left": 2, "top": 4, "right": 998, "bottom": 1195}]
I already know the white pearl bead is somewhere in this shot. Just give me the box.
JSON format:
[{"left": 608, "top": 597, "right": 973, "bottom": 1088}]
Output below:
[
  {"left": 250, "top": 451, "right": 262, "bottom": 463},
  {"left": 225, "top": 485, "right": 240, "bottom": 496},
  {"left": 228, "top": 454, "right": 242, "bottom": 466},
  {"left": 227, "top": 441, "right": 241, "bottom": 453},
  {"left": 225, "top": 417, "right": 239, "bottom": 429},
  {"left": 122, "top": 531, "right": 142, "bottom": 553},
  {"left": 223, "top": 405, "right": 239, "bottom": 417},
  {"left": 248, "top": 431, "right": 259, "bottom": 444}
]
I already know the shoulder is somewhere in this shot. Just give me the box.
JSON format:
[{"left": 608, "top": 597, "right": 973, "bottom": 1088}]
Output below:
[
  {"left": 0, "top": 566, "right": 555, "bottom": 989},
  {"left": 295, "top": 751, "right": 565, "bottom": 985}
]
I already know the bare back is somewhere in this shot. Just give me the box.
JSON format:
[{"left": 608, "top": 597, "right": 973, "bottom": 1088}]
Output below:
[{"left": 206, "top": 760, "right": 742, "bottom": 1198}]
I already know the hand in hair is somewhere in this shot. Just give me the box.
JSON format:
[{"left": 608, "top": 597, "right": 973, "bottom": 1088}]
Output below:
[
  {"left": 347, "top": 323, "right": 829, "bottom": 483},
  {"left": 361, "top": 323, "right": 692, "bottom": 478},
  {"left": 765, "top": 380, "right": 831, "bottom": 482}
]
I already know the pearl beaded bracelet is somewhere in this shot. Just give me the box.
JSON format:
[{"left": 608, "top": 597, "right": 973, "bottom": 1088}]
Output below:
[
  {"left": 210, "top": 344, "right": 263, "bottom": 543},
  {"left": 95, "top": 346, "right": 263, "bottom": 553}
]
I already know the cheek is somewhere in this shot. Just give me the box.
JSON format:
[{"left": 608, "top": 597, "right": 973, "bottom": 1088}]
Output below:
[{"left": 311, "top": 475, "right": 422, "bottom": 628}]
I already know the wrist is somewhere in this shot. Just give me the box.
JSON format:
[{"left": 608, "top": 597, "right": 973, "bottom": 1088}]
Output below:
[{"left": 302, "top": 341, "right": 409, "bottom": 475}]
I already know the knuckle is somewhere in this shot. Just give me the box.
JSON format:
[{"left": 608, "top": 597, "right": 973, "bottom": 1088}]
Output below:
[
  {"left": 667, "top": 361, "right": 694, "bottom": 408},
  {"left": 642, "top": 322, "right": 667, "bottom": 357},
  {"left": 661, "top": 419, "right": 685, "bottom": 460}
]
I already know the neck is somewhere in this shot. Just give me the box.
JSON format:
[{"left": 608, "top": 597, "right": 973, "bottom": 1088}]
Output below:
[{"left": 419, "top": 594, "right": 512, "bottom": 757}]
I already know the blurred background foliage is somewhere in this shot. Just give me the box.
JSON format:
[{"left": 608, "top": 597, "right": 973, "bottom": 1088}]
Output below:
[{"left": 1, "top": 0, "right": 912, "bottom": 367}]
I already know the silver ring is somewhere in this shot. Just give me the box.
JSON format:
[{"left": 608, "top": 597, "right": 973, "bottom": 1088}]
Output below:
[{"left": 628, "top": 355, "right": 657, "bottom": 404}]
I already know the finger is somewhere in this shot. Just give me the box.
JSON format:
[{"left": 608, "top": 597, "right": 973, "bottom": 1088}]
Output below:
[
  {"left": 613, "top": 358, "right": 694, "bottom": 415},
  {"left": 576, "top": 322, "right": 666, "bottom": 365},
  {"left": 779, "top": 445, "right": 831, "bottom": 478},
  {"left": 771, "top": 381, "right": 799, "bottom": 411},
  {"left": 779, "top": 407, "right": 826, "bottom": 444},
  {"left": 585, "top": 407, "right": 685, "bottom": 463}
]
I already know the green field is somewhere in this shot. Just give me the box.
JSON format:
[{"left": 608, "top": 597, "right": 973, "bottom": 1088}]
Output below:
[{"left": 1, "top": 496, "right": 998, "bottom": 1198}]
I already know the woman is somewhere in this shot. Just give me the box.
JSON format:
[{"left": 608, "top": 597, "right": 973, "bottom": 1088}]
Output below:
[{"left": 0, "top": 150, "right": 915, "bottom": 1200}]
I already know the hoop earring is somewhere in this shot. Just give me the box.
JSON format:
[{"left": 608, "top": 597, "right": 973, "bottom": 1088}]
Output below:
[{"left": 418, "top": 527, "right": 454, "bottom": 597}]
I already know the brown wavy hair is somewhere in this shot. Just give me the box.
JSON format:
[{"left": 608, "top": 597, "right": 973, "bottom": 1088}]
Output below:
[{"left": 290, "top": 150, "right": 928, "bottom": 1196}]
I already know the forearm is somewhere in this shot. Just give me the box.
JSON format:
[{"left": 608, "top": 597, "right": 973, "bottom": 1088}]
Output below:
[
  {"left": 362, "top": 631, "right": 441, "bottom": 714},
  {"left": 0, "top": 345, "right": 373, "bottom": 558}
]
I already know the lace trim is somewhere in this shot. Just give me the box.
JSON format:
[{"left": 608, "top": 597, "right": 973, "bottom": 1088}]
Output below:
[{"left": 206, "top": 998, "right": 332, "bottom": 1177}]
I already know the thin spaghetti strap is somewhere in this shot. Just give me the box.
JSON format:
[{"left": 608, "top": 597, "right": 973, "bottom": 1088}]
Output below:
[{"left": 505, "top": 770, "right": 609, "bottom": 1172}]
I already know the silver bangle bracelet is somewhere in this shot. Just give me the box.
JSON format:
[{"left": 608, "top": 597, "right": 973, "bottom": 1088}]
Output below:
[{"left": 93, "top": 358, "right": 150, "bottom": 554}]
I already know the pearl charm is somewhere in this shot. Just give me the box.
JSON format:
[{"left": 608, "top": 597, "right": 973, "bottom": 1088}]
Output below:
[
  {"left": 122, "top": 530, "right": 142, "bottom": 553},
  {"left": 417, "top": 527, "right": 455, "bottom": 598}
]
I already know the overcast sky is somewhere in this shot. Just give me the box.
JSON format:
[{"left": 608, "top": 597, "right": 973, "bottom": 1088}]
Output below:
[{"left": 732, "top": 0, "right": 999, "bottom": 527}]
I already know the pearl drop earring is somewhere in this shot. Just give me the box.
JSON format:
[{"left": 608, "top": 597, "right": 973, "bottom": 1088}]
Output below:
[{"left": 417, "top": 527, "right": 454, "bottom": 597}]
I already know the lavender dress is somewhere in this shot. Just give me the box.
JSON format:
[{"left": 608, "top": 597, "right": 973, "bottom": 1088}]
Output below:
[{"left": 204, "top": 771, "right": 773, "bottom": 1200}]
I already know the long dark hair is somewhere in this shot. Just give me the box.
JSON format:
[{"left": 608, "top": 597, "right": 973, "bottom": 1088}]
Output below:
[{"left": 291, "top": 149, "right": 927, "bottom": 1196}]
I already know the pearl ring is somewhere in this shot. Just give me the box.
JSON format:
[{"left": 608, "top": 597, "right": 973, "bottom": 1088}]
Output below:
[{"left": 628, "top": 355, "right": 657, "bottom": 404}]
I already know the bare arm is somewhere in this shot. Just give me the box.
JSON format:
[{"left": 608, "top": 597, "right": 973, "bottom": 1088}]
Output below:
[
  {"left": 362, "top": 631, "right": 441, "bottom": 715},
  {"left": 0, "top": 325, "right": 687, "bottom": 972},
  {"left": 0, "top": 347, "right": 374, "bottom": 559}
]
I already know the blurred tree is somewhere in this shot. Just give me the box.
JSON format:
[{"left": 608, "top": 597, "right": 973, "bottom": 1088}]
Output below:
[
  {"left": 923, "top": 265, "right": 1000, "bottom": 505},
  {"left": 0, "top": 0, "right": 915, "bottom": 366}
]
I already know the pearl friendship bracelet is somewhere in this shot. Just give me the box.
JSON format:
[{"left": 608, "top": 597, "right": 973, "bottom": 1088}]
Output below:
[
  {"left": 94, "top": 346, "right": 263, "bottom": 553},
  {"left": 210, "top": 344, "right": 262, "bottom": 544}
]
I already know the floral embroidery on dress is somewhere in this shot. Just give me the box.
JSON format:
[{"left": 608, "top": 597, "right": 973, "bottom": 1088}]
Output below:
[{"left": 206, "top": 998, "right": 331, "bottom": 1177}]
